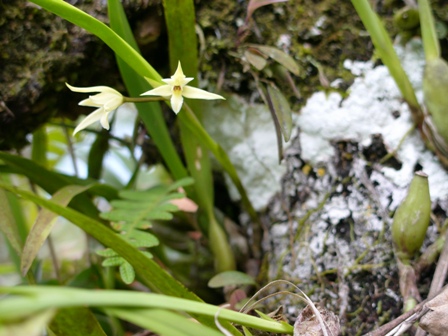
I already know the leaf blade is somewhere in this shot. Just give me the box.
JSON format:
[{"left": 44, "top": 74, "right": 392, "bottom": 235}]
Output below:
[{"left": 21, "top": 185, "right": 92, "bottom": 276}]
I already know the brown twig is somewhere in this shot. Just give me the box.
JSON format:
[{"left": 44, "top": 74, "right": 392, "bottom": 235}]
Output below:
[{"left": 363, "top": 285, "right": 448, "bottom": 336}]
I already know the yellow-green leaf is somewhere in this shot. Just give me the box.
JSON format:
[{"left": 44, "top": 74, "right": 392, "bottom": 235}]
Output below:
[
  {"left": 247, "top": 44, "right": 299, "bottom": 76},
  {"left": 208, "top": 271, "right": 256, "bottom": 288},
  {"left": 119, "top": 261, "right": 135, "bottom": 284},
  {"left": 21, "top": 185, "right": 92, "bottom": 276},
  {"left": 266, "top": 84, "right": 293, "bottom": 142},
  {"left": 0, "top": 309, "right": 55, "bottom": 336}
]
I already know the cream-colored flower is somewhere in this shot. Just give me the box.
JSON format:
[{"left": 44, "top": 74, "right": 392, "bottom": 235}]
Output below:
[
  {"left": 66, "top": 83, "right": 124, "bottom": 135},
  {"left": 141, "top": 61, "right": 225, "bottom": 114}
]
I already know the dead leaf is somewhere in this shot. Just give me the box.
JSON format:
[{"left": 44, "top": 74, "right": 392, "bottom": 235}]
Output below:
[
  {"left": 246, "top": 0, "right": 288, "bottom": 23},
  {"left": 294, "top": 304, "right": 340, "bottom": 336},
  {"left": 419, "top": 286, "right": 448, "bottom": 335}
]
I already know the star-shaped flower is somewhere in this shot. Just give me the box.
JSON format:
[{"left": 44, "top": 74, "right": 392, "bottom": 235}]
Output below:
[
  {"left": 66, "top": 84, "right": 124, "bottom": 135},
  {"left": 141, "top": 61, "right": 225, "bottom": 114}
]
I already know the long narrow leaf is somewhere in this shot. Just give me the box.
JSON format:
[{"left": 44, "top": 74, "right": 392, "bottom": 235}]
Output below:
[
  {"left": 107, "top": 0, "right": 188, "bottom": 180},
  {"left": 31, "top": 0, "right": 256, "bottom": 223},
  {"left": 0, "top": 309, "right": 55, "bottom": 336},
  {"left": 0, "top": 286, "right": 294, "bottom": 334},
  {"left": 106, "top": 308, "right": 224, "bottom": 336},
  {"left": 0, "top": 182, "right": 218, "bottom": 328},
  {"left": 163, "top": 0, "right": 236, "bottom": 272},
  {"left": 21, "top": 185, "right": 92, "bottom": 276},
  {"left": 351, "top": 0, "right": 421, "bottom": 116},
  {"left": 0, "top": 152, "right": 100, "bottom": 217},
  {"left": 418, "top": 0, "right": 440, "bottom": 61},
  {"left": 49, "top": 307, "right": 107, "bottom": 336},
  {"left": 0, "top": 188, "right": 22, "bottom": 255}
]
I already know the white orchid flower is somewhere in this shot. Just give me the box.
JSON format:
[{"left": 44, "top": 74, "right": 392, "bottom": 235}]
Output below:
[
  {"left": 66, "top": 83, "right": 124, "bottom": 135},
  {"left": 141, "top": 61, "right": 225, "bottom": 114}
]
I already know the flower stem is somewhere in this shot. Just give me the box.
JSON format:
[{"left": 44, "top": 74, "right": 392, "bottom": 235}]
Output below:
[{"left": 123, "top": 97, "right": 166, "bottom": 103}]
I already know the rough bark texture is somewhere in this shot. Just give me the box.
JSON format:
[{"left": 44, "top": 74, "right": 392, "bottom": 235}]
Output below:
[{"left": 0, "top": 0, "right": 163, "bottom": 150}]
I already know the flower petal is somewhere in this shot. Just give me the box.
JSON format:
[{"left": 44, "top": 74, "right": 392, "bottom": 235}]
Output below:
[
  {"left": 171, "top": 92, "right": 184, "bottom": 114},
  {"left": 66, "top": 83, "right": 119, "bottom": 94},
  {"left": 173, "top": 61, "right": 185, "bottom": 78},
  {"left": 102, "top": 96, "right": 124, "bottom": 111},
  {"left": 182, "top": 86, "right": 225, "bottom": 100},
  {"left": 79, "top": 98, "right": 103, "bottom": 108},
  {"left": 141, "top": 85, "right": 173, "bottom": 97},
  {"left": 100, "top": 112, "right": 111, "bottom": 130},
  {"left": 163, "top": 77, "right": 194, "bottom": 87},
  {"left": 169, "top": 61, "right": 194, "bottom": 86},
  {"left": 73, "top": 108, "right": 105, "bottom": 135}
]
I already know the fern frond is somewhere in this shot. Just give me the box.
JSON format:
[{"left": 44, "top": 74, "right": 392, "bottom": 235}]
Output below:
[{"left": 97, "top": 177, "right": 194, "bottom": 284}]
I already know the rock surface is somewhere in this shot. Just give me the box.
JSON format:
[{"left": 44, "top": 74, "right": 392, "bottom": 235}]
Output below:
[{"left": 263, "top": 40, "right": 448, "bottom": 334}]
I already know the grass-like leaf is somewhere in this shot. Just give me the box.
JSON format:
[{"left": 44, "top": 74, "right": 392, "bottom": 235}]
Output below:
[
  {"left": 0, "top": 188, "right": 22, "bottom": 255},
  {"left": 0, "top": 286, "right": 294, "bottom": 334},
  {"left": 351, "top": 0, "right": 421, "bottom": 117},
  {"left": 21, "top": 185, "right": 92, "bottom": 276},
  {"left": 105, "top": 308, "right": 224, "bottom": 336},
  {"left": 107, "top": 0, "right": 189, "bottom": 181},
  {"left": 419, "top": 0, "right": 440, "bottom": 61}
]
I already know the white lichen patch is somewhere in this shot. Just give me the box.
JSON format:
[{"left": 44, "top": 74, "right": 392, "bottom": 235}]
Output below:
[
  {"left": 203, "top": 94, "right": 291, "bottom": 210},
  {"left": 298, "top": 39, "right": 448, "bottom": 201},
  {"left": 264, "top": 39, "right": 448, "bottom": 322}
]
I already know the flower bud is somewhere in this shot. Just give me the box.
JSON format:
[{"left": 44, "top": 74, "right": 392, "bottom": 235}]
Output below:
[
  {"left": 392, "top": 171, "right": 431, "bottom": 260},
  {"left": 423, "top": 58, "right": 448, "bottom": 145},
  {"left": 394, "top": 6, "right": 420, "bottom": 31}
]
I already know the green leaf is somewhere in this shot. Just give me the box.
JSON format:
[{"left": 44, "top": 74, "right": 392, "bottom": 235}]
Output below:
[
  {"left": 107, "top": 0, "right": 188, "bottom": 181},
  {"left": 245, "top": 50, "right": 268, "bottom": 71},
  {"left": 0, "top": 188, "right": 22, "bottom": 255},
  {"left": 0, "top": 183, "right": 206, "bottom": 303},
  {"left": 0, "top": 152, "right": 105, "bottom": 217},
  {"left": 21, "top": 185, "right": 92, "bottom": 276},
  {"left": 242, "top": 326, "right": 254, "bottom": 336},
  {"left": 95, "top": 248, "right": 118, "bottom": 258},
  {"left": 167, "top": 177, "right": 195, "bottom": 191},
  {"left": 49, "top": 307, "right": 107, "bottom": 336},
  {"left": 102, "top": 257, "right": 125, "bottom": 267},
  {"left": 128, "top": 230, "right": 159, "bottom": 248},
  {"left": 247, "top": 44, "right": 300, "bottom": 76},
  {"left": 0, "top": 309, "right": 55, "bottom": 336},
  {"left": 0, "top": 286, "right": 293, "bottom": 334},
  {"left": 255, "top": 310, "right": 276, "bottom": 322},
  {"left": 351, "top": 0, "right": 420, "bottom": 113},
  {"left": 100, "top": 181, "right": 186, "bottom": 250},
  {"left": 266, "top": 83, "right": 293, "bottom": 142},
  {"left": 208, "top": 271, "right": 256, "bottom": 288},
  {"left": 119, "top": 262, "right": 135, "bottom": 284},
  {"left": 31, "top": 127, "right": 48, "bottom": 168},
  {"left": 419, "top": 0, "right": 440, "bottom": 61},
  {"left": 87, "top": 129, "right": 109, "bottom": 180},
  {"left": 141, "top": 251, "right": 153, "bottom": 259},
  {"left": 106, "top": 308, "right": 224, "bottom": 336}
]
